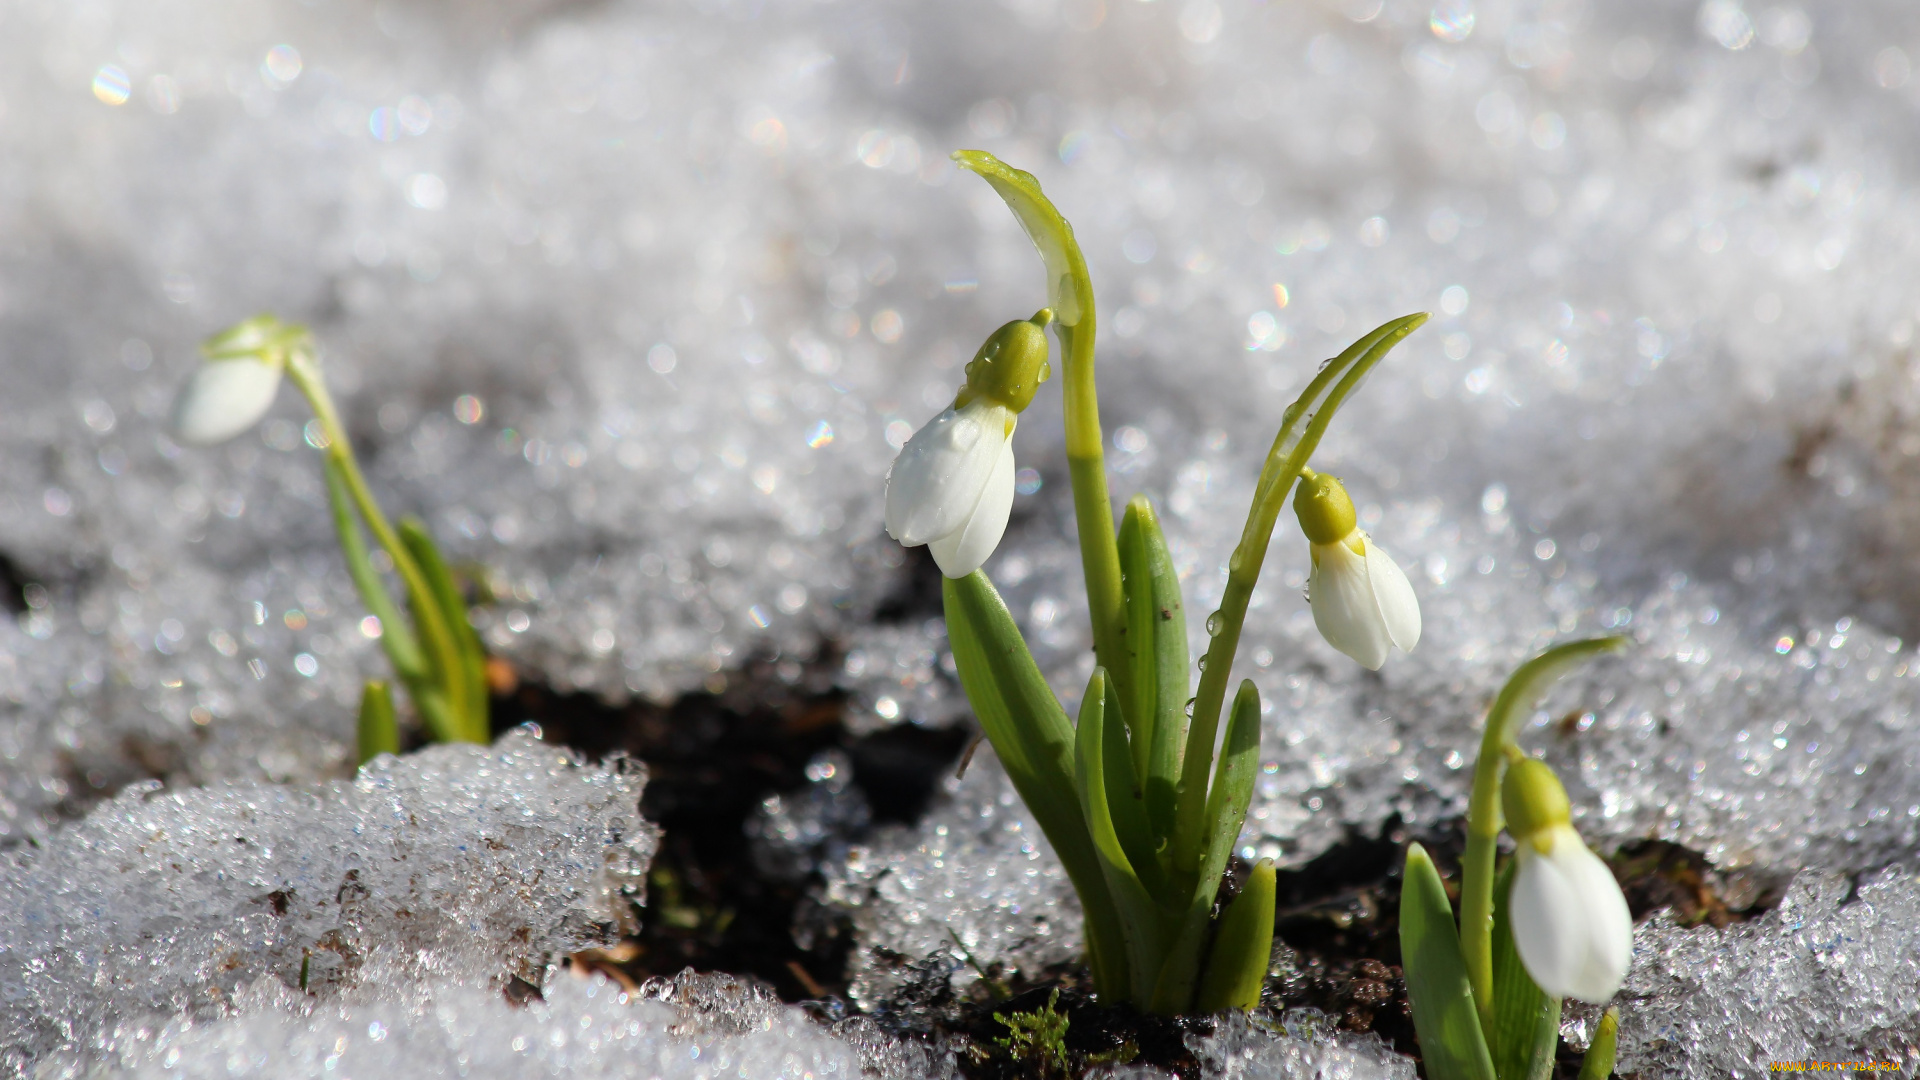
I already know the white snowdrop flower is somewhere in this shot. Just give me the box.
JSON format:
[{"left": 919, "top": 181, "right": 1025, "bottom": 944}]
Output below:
[
  {"left": 1503, "top": 758, "right": 1633, "bottom": 1004},
  {"left": 886, "top": 399, "right": 1016, "bottom": 576},
  {"left": 1292, "top": 471, "right": 1420, "bottom": 670},
  {"left": 886, "top": 312, "right": 1052, "bottom": 578},
  {"left": 172, "top": 316, "right": 305, "bottom": 446}
]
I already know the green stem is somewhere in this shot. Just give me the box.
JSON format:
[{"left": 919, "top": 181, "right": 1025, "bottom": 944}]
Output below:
[
  {"left": 1577, "top": 1006, "right": 1620, "bottom": 1080},
  {"left": 949, "top": 151, "right": 1129, "bottom": 709},
  {"left": 1170, "top": 314, "right": 1427, "bottom": 870},
  {"left": 284, "top": 349, "right": 481, "bottom": 743},
  {"left": 1050, "top": 250, "right": 1124, "bottom": 712}
]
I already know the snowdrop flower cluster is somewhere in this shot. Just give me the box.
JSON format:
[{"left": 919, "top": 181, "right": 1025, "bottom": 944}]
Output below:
[{"left": 912, "top": 150, "right": 1435, "bottom": 1015}]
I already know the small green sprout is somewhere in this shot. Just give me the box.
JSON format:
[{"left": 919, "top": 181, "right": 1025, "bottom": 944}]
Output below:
[
  {"left": 885, "top": 151, "right": 1429, "bottom": 1014},
  {"left": 174, "top": 316, "right": 491, "bottom": 759}
]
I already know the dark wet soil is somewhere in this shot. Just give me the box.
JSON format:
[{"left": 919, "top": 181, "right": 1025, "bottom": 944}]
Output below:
[
  {"left": 493, "top": 655, "right": 1781, "bottom": 1079},
  {"left": 489, "top": 651, "right": 968, "bottom": 1003}
]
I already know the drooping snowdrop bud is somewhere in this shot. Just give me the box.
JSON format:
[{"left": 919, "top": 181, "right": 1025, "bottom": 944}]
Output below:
[
  {"left": 1292, "top": 471, "right": 1420, "bottom": 670},
  {"left": 1503, "top": 757, "right": 1633, "bottom": 1004},
  {"left": 885, "top": 311, "right": 1053, "bottom": 577},
  {"left": 172, "top": 316, "right": 307, "bottom": 446}
]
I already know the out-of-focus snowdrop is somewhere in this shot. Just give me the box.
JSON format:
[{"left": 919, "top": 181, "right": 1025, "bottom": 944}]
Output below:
[
  {"left": 885, "top": 311, "right": 1052, "bottom": 577},
  {"left": 1503, "top": 757, "right": 1634, "bottom": 1005},
  {"left": 171, "top": 316, "right": 303, "bottom": 445},
  {"left": 1291, "top": 470, "right": 1420, "bottom": 670},
  {"left": 177, "top": 315, "right": 491, "bottom": 755}
]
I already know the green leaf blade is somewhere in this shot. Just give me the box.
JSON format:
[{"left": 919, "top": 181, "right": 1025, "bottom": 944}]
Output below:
[
  {"left": 1401, "top": 843, "right": 1497, "bottom": 1080},
  {"left": 1195, "top": 858, "right": 1276, "bottom": 1013},
  {"left": 1490, "top": 859, "right": 1561, "bottom": 1080},
  {"left": 399, "top": 518, "right": 491, "bottom": 743},
  {"left": 1119, "top": 496, "right": 1187, "bottom": 853},
  {"left": 1072, "top": 669, "right": 1166, "bottom": 1005},
  {"left": 1117, "top": 502, "right": 1157, "bottom": 785},
  {"left": 1151, "top": 678, "right": 1263, "bottom": 1014},
  {"left": 1098, "top": 674, "right": 1166, "bottom": 904},
  {"left": 356, "top": 680, "right": 400, "bottom": 765},
  {"left": 323, "top": 456, "right": 426, "bottom": 683},
  {"left": 943, "top": 572, "right": 1128, "bottom": 1000}
]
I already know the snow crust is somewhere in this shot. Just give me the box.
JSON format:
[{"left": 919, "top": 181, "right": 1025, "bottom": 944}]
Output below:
[
  {"left": 0, "top": 732, "right": 653, "bottom": 1074},
  {"left": 1611, "top": 866, "right": 1920, "bottom": 1078}
]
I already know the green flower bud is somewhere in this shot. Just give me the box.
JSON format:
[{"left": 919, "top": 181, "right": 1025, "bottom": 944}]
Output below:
[
  {"left": 1292, "top": 471, "right": 1357, "bottom": 546},
  {"left": 1502, "top": 757, "right": 1573, "bottom": 846},
  {"left": 955, "top": 309, "right": 1053, "bottom": 413}
]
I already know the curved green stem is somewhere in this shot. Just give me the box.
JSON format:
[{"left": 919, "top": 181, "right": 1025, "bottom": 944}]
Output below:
[
  {"left": 1460, "top": 637, "right": 1628, "bottom": 1031},
  {"left": 1170, "top": 314, "right": 1428, "bottom": 870},
  {"left": 284, "top": 347, "right": 483, "bottom": 743}
]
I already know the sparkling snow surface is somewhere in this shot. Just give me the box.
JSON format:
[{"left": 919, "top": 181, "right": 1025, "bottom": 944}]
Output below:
[
  {"left": 0, "top": 732, "right": 654, "bottom": 1074},
  {"left": 4, "top": 0, "right": 1920, "bottom": 1073},
  {"left": 52, "top": 972, "right": 941, "bottom": 1080}
]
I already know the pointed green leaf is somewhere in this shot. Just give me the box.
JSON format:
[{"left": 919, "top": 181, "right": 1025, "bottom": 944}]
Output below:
[
  {"left": 1196, "top": 858, "right": 1276, "bottom": 1012},
  {"left": 1490, "top": 859, "right": 1561, "bottom": 1080},
  {"left": 400, "top": 518, "right": 490, "bottom": 743},
  {"left": 1576, "top": 1007, "right": 1618, "bottom": 1080},
  {"left": 1151, "top": 678, "right": 1263, "bottom": 1013},
  {"left": 1401, "top": 843, "right": 1497, "bottom": 1080},
  {"left": 944, "top": 572, "right": 1128, "bottom": 1000},
  {"left": 323, "top": 456, "right": 426, "bottom": 682},
  {"left": 1174, "top": 314, "right": 1428, "bottom": 872},
  {"left": 1099, "top": 673, "right": 1165, "bottom": 903},
  {"left": 1073, "top": 668, "right": 1166, "bottom": 1005},
  {"left": 356, "top": 680, "right": 400, "bottom": 764},
  {"left": 1118, "top": 495, "right": 1187, "bottom": 851},
  {"left": 1117, "top": 503, "right": 1156, "bottom": 783}
]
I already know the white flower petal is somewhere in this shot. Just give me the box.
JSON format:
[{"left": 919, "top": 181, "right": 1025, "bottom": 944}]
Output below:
[
  {"left": 1554, "top": 835, "right": 1634, "bottom": 1003},
  {"left": 172, "top": 358, "right": 284, "bottom": 446},
  {"left": 1308, "top": 538, "right": 1391, "bottom": 670},
  {"left": 1511, "top": 827, "right": 1632, "bottom": 1004},
  {"left": 884, "top": 400, "right": 1010, "bottom": 546},
  {"left": 927, "top": 438, "right": 1015, "bottom": 577},
  {"left": 1363, "top": 538, "right": 1421, "bottom": 653},
  {"left": 1509, "top": 839, "right": 1589, "bottom": 1001}
]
